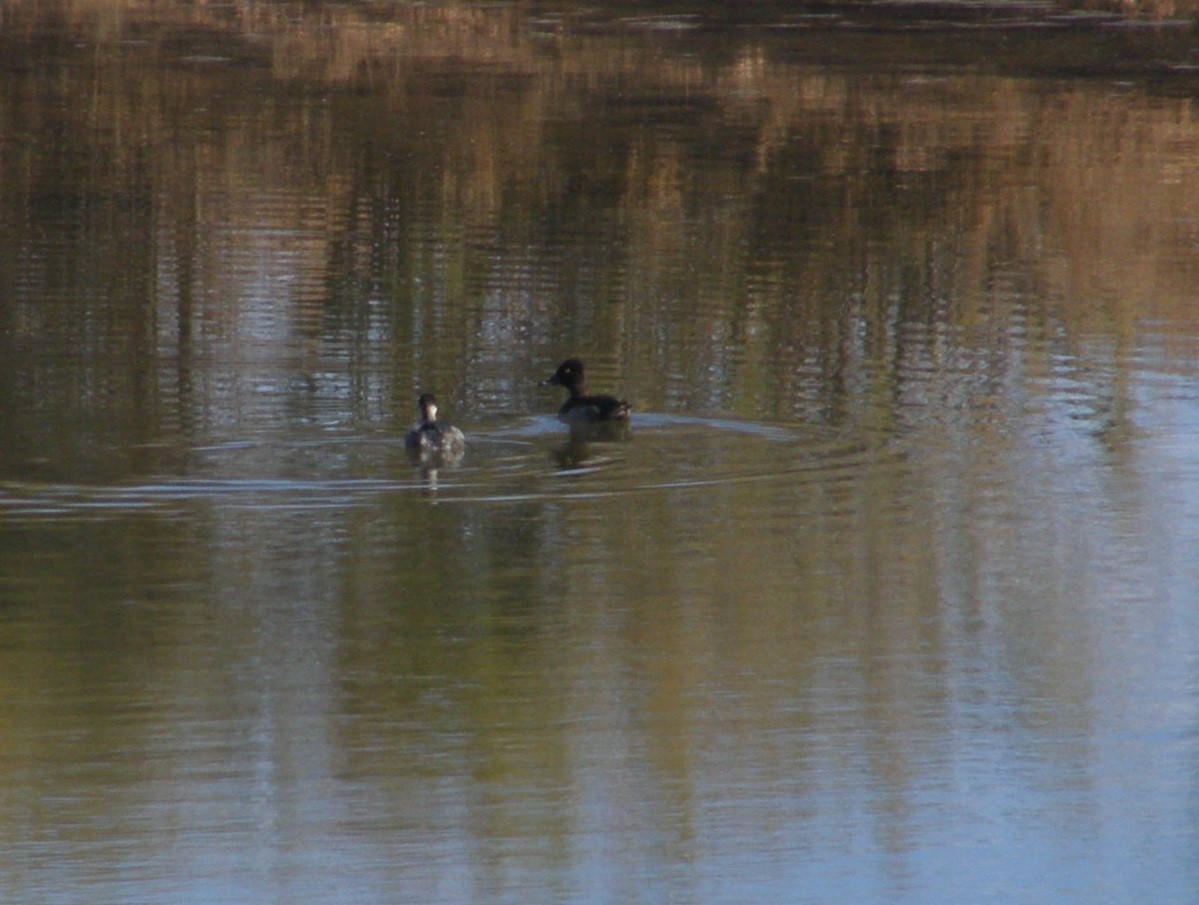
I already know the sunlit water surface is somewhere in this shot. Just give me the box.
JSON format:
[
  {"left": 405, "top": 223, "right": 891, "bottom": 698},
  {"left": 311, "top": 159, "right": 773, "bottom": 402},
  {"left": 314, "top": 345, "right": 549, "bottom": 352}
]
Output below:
[{"left": 2, "top": 3, "right": 1198, "bottom": 903}]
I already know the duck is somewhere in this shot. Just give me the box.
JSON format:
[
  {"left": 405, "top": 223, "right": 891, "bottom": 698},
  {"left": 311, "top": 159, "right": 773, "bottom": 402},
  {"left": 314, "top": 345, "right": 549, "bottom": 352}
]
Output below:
[
  {"left": 404, "top": 393, "right": 466, "bottom": 459},
  {"left": 540, "top": 358, "right": 631, "bottom": 424}
]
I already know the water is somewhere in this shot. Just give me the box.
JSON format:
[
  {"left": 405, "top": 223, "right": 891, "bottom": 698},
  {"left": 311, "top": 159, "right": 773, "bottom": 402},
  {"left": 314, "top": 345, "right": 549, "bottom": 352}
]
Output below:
[{"left": 2, "top": 2, "right": 1198, "bottom": 903}]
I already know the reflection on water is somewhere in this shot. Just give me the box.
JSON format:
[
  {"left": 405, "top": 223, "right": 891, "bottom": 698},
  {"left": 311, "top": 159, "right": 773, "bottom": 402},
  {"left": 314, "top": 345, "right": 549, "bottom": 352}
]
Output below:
[{"left": 2, "top": 2, "right": 1199, "bottom": 903}]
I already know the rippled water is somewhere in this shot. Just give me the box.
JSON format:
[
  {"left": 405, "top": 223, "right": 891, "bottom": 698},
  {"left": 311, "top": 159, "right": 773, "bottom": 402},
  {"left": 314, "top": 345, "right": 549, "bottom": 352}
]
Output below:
[
  {"left": 2, "top": 2, "right": 1199, "bottom": 903},
  {"left": 1, "top": 414, "right": 884, "bottom": 513}
]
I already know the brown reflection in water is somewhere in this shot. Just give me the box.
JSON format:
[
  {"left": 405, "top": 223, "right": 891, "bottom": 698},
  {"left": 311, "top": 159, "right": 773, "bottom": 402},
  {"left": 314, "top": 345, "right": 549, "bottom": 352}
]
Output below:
[{"left": 2, "top": 1, "right": 1196, "bottom": 452}]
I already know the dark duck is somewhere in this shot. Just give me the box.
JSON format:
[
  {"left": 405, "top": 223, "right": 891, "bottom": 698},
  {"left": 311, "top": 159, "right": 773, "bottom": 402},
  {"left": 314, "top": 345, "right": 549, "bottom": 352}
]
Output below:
[
  {"left": 404, "top": 393, "right": 466, "bottom": 460},
  {"left": 540, "top": 358, "right": 631, "bottom": 425}
]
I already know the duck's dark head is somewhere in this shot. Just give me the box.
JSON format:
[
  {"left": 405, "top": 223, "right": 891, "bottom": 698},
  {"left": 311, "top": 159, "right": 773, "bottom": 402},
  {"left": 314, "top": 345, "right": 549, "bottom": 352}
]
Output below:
[
  {"left": 540, "top": 358, "right": 586, "bottom": 393},
  {"left": 417, "top": 392, "right": 439, "bottom": 423}
]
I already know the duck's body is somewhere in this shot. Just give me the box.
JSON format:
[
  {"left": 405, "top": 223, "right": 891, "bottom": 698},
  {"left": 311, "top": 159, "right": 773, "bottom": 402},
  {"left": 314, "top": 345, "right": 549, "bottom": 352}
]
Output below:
[
  {"left": 405, "top": 393, "right": 466, "bottom": 459},
  {"left": 540, "top": 358, "right": 631, "bottom": 425}
]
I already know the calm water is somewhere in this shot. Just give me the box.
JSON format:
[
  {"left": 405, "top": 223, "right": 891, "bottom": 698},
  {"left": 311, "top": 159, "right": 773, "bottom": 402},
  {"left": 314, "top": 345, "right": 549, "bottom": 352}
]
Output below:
[{"left": 2, "top": 2, "right": 1199, "bottom": 903}]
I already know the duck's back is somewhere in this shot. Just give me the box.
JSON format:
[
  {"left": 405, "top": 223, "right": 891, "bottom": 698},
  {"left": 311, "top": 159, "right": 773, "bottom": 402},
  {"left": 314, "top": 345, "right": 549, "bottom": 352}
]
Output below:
[{"left": 559, "top": 394, "right": 631, "bottom": 424}]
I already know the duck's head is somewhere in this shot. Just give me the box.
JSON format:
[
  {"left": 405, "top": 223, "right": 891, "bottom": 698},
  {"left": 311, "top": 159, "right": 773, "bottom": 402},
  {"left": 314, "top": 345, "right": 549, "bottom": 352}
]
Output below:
[
  {"left": 540, "top": 358, "right": 586, "bottom": 392},
  {"left": 417, "top": 392, "right": 439, "bottom": 423}
]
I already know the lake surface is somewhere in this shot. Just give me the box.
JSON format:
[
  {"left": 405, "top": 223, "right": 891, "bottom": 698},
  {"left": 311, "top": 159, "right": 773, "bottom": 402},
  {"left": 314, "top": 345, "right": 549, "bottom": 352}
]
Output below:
[{"left": 2, "top": 2, "right": 1198, "bottom": 902}]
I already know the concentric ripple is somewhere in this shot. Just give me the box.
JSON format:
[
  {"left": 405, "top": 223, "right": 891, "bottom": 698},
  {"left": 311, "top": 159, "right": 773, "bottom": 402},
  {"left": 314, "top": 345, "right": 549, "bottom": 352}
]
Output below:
[{"left": 0, "top": 415, "right": 902, "bottom": 519}]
